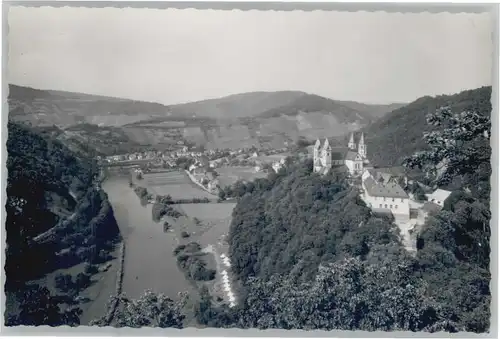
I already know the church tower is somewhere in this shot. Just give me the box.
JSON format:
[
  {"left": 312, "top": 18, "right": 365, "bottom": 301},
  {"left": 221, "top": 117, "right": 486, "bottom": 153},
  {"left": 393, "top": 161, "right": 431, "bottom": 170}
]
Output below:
[
  {"left": 313, "top": 139, "right": 322, "bottom": 172},
  {"left": 348, "top": 132, "right": 356, "bottom": 150},
  {"left": 321, "top": 138, "right": 332, "bottom": 168},
  {"left": 358, "top": 132, "right": 367, "bottom": 158}
]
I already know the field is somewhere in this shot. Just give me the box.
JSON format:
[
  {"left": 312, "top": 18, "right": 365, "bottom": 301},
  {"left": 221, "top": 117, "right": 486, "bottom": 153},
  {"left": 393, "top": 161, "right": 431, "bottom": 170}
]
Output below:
[
  {"left": 216, "top": 166, "right": 267, "bottom": 187},
  {"left": 139, "top": 171, "right": 215, "bottom": 200}
]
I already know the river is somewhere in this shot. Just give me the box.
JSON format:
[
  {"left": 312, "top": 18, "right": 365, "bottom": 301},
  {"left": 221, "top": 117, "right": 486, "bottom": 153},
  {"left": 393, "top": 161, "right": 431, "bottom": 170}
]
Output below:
[{"left": 102, "top": 176, "right": 192, "bottom": 300}]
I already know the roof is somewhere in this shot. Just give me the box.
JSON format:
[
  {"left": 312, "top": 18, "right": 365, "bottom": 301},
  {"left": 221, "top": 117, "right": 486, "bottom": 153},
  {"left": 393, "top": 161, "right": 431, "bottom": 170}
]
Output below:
[
  {"left": 345, "top": 150, "right": 360, "bottom": 161},
  {"left": 426, "top": 189, "right": 452, "bottom": 203},
  {"left": 372, "top": 166, "right": 407, "bottom": 177},
  {"left": 330, "top": 147, "right": 350, "bottom": 160},
  {"left": 363, "top": 176, "right": 409, "bottom": 199},
  {"left": 367, "top": 167, "right": 406, "bottom": 185}
]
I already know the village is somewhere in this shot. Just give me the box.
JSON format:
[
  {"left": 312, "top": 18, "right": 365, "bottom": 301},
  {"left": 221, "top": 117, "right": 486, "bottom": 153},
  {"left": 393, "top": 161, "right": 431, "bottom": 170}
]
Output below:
[{"left": 100, "top": 144, "right": 291, "bottom": 196}]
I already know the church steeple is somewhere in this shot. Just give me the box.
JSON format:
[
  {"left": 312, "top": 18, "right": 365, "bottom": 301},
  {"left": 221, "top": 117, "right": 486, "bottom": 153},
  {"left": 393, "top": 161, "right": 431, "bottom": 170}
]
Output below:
[
  {"left": 348, "top": 132, "right": 356, "bottom": 150},
  {"left": 358, "top": 132, "right": 366, "bottom": 158},
  {"left": 323, "top": 138, "right": 331, "bottom": 150}
]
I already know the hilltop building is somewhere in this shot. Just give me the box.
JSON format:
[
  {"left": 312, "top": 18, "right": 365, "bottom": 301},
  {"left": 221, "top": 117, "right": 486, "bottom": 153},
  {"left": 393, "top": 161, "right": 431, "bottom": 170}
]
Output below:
[
  {"left": 361, "top": 168, "right": 410, "bottom": 221},
  {"left": 313, "top": 132, "right": 372, "bottom": 176}
]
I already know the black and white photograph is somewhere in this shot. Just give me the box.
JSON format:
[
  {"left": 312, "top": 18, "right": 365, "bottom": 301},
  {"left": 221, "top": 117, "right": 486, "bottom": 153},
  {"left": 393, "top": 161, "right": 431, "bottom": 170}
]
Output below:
[{"left": 2, "top": 3, "right": 496, "bottom": 335}]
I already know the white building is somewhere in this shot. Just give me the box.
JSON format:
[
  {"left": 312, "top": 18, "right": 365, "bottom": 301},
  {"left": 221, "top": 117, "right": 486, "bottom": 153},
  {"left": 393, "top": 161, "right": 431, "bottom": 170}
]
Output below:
[
  {"left": 425, "top": 189, "right": 452, "bottom": 208},
  {"left": 272, "top": 158, "right": 287, "bottom": 173},
  {"left": 361, "top": 168, "right": 410, "bottom": 221},
  {"left": 313, "top": 132, "right": 372, "bottom": 176}
]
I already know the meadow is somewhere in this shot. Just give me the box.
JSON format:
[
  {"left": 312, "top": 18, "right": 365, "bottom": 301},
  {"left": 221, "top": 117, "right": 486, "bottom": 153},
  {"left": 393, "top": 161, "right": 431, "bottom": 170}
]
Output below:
[
  {"left": 216, "top": 166, "right": 267, "bottom": 187},
  {"left": 140, "top": 171, "right": 215, "bottom": 200}
]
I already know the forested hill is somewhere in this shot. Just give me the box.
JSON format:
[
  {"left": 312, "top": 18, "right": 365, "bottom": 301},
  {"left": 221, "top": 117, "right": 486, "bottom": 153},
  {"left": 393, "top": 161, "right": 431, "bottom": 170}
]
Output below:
[
  {"left": 362, "top": 86, "right": 491, "bottom": 168},
  {"left": 5, "top": 122, "right": 121, "bottom": 325},
  {"left": 195, "top": 157, "right": 491, "bottom": 332},
  {"left": 228, "top": 161, "right": 404, "bottom": 283}
]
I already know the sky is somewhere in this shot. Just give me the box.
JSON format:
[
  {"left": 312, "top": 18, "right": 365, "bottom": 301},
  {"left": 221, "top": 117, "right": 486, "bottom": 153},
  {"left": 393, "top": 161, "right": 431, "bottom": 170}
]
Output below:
[{"left": 7, "top": 6, "right": 494, "bottom": 105}]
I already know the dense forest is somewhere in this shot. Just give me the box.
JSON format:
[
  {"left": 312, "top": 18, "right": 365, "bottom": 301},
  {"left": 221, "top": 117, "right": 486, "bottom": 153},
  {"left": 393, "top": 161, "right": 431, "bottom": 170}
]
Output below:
[{"left": 5, "top": 122, "right": 121, "bottom": 325}]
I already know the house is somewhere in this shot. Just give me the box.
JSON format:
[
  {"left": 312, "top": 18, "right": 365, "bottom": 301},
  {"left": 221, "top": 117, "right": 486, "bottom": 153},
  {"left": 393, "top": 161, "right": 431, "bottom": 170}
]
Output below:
[
  {"left": 361, "top": 169, "right": 410, "bottom": 221},
  {"left": 425, "top": 189, "right": 452, "bottom": 208},
  {"left": 272, "top": 158, "right": 286, "bottom": 173},
  {"left": 313, "top": 132, "right": 372, "bottom": 176},
  {"left": 208, "top": 179, "right": 220, "bottom": 192},
  {"left": 129, "top": 153, "right": 137, "bottom": 161}
]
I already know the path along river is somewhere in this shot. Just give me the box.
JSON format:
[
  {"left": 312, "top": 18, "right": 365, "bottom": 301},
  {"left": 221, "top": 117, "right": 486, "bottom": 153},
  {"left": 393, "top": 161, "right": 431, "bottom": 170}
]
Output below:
[{"left": 102, "top": 176, "right": 192, "bottom": 300}]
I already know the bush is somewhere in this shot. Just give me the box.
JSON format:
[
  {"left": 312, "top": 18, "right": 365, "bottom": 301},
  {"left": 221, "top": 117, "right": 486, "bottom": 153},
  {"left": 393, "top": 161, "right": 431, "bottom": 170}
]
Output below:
[
  {"left": 84, "top": 264, "right": 99, "bottom": 275},
  {"left": 174, "top": 245, "right": 186, "bottom": 255},
  {"left": 181, "top": 231, "right": 190, "bottom": 238},
  {"left": 54, "top": 273, "right": 73, "bottom": 292},
  {"left": 76, "top": 272, "right": 91, "bottom": 290}
]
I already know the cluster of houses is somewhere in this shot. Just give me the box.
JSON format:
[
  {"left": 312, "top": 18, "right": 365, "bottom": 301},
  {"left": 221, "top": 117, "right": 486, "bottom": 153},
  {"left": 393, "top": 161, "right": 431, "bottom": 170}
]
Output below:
[
  {"left": 102, "top": 146, "right": 209, "bottom": 166},
  {"left": 188, "top": 162, "right": 220, "bottom": 193}
]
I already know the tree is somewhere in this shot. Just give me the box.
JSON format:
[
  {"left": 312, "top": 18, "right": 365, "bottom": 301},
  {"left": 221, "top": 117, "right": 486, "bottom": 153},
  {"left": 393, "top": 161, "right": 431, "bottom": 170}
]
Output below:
[
  {"left": 403, "top": 106, "right": 490, "bottom": 186},
  {"left": 238, "top": 258, "right": 444, "bottom": 331},
  {"left": 54, "top": 273, "right": 74, "bottom": 292},
  {"left": 75, "top": 272, "right": 91, "bottom": 290},
  {"left": 84, "top": 263, "right": 99, "bottom": 275},
  {"left": 13, "top": 284, "right": 82, "bottom": 326},
  {"left": 114, "top": 290, "right": 188, "bottom": 328}
]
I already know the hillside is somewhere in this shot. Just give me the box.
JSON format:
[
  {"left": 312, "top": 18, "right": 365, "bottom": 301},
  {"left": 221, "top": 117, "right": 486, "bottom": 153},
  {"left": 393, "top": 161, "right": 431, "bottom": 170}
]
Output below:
[
  {"left": 169, "top": 90, "right": 402, "bottom": 121},
  {"left": 194, "top": 156, "right": 491, "bottom": 332},
  {"left": 8, "top": 84, "right": 170, "bottom": 128},
  {"left": 361, "top": 86, "right": 492, "bottom": 168},
  {"left": 167, "top": 91, "right": 306, "bottom": 119},
  {"left": 8, "top": 85, "right": 401, "bottom": 152},
  {"left": 5, "top": 122, "right": 121, "bottom": 325}
]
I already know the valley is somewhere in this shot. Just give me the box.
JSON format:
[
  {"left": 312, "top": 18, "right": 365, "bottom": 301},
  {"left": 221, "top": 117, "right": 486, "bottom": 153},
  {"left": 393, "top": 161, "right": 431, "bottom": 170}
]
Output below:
[{"left": 4, "top": 84, "right": 493, "bottom": 332}]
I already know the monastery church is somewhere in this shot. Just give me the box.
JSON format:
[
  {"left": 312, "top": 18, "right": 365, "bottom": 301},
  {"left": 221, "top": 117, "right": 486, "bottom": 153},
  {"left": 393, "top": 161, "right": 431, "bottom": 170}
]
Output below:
[
  {"left": 312, "top": 132, "right": 411, "bottom": 221},
  {"left": 313, "top": 132, "right": 371, "bottom": 176}
]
